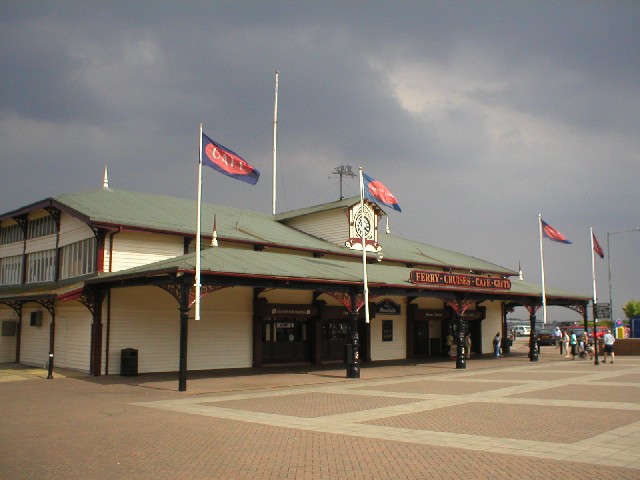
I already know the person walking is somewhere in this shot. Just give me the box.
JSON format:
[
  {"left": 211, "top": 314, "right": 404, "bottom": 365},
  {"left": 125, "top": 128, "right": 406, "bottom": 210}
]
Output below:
[
  {"left": 603, "top": 329, "right": 615, "bottom": 363},
  {"left": 554, "top": 326, "right": 562, "bottom": 348},
  {"left": 569, "top": 331, "right": 578, "bottom": 360},
  {"left": 446, "top": 333, "right": 454, "bottom": 357},
  {"left": 563, "top": 330, "right": 570, "bottom": 357},
  {"left": 493, "top": 332, "right": 501, "bottom": 358},
  {"left": 464, "top": 333, "right": 472, "bottom": 359},
  {"left": 581, "top": 331, "right": 589, "bottom": 358}
]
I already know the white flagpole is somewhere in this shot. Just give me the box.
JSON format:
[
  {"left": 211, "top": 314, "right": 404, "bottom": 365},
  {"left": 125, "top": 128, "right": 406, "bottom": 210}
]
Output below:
[
  {"left": 590, "top": 227, "right": 598, "bottom": 304},
  {"left": 359, "top": 167, "right": 370, "bottom": 323},
  {"left": 195, "top": 123, "right": 203, "bottom": 320},
  {"left": 272, "top": 70, "right": 279, "bottom": 215},
  {"left": 538, "top": 213, "right": 547, "bottom": 325}
]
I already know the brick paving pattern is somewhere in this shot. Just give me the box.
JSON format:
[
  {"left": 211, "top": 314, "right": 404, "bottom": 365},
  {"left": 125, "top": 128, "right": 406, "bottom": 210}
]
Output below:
[
  {"left": 2, "top": 344, "right": 640, "bottom": 479},
  {"left": 210, "top": 392, "right": 422, "bottom": 417},
  {"left": 364, "top": 402, "right": 640, "bottom": 443},
  {"left": 354, "top": 379, "right": 516, "bottom": 395}
]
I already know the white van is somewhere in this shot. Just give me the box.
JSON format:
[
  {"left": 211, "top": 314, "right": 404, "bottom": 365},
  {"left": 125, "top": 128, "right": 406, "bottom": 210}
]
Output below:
[{"left": 513, "top": 325, "right": 531, "bottom": 337}]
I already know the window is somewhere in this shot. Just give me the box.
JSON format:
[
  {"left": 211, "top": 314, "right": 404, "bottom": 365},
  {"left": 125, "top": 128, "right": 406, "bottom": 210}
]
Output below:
[
  {"left": 262, "top": 318, "right": 307, "bottom": 342},
  {"left": 0, "top": 255, "right": 22, "bottom": 285},
  {"left": 60, "top": 238, "right": 96, "bottom": 279},
  {"left": 27, "top": 216, "right": 56, "bottom": 239},
  {"left": 0, "top": 224, "right": 22, "bottom": 244},
  {"left": 26, "top": 249, "right": 56, "bottom": 283}
]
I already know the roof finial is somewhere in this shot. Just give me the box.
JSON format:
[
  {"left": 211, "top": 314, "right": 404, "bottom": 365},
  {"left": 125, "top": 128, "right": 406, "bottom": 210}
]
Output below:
[
  {"left": 102, "top": 166, "right": 109, "bottom": 189},
  {"left": 518, "top": 261, "right": 523, "bottom": 280},
  {"left": 211, "top": 214, "right": 218, "bottom": 247}
]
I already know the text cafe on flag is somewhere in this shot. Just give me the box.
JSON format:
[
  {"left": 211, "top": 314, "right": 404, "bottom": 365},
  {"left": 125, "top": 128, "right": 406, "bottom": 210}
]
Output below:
[
  {"left": 201, "top": 132, "right": 260, "bottom": 185},
  {"left": 0, "top": 153, "right": 593, "bottom": 391}
]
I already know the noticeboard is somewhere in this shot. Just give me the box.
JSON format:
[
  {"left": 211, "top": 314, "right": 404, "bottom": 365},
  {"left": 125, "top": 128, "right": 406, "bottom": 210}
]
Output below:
[
  {"left": 382, "top": 320, "right": 393, "bottom": 342},
  {"left": 595, "top": 303, "right": 611, "bottom": 319}
]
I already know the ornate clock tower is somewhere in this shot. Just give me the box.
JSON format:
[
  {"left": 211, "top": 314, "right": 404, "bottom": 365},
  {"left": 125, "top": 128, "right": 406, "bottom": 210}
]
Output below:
[{"left": 345, "top": 202, "right": 381, "bottom": 253}]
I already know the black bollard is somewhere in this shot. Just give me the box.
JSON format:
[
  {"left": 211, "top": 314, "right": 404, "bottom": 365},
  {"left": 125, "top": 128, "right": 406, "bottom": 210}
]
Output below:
[{"left": 47, "top": 352, "right": 53, "bottom": 379}]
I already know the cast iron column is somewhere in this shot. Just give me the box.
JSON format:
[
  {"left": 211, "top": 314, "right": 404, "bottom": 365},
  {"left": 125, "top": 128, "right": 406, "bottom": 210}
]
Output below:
[
  {"left": 347, "top": 290, "right": 360, "bottom": 379},
  {"left": 502, "top": 303, "right": 512, "bottom": 355},
  {"left": 455, "top": 304, "right": 466, "bottom": 369},
  {"left": 528, "top": 307, "right": 538, "bottom": 362},
  {"left": 178, "top": 280, "right": 190, "bottom": 392},
  {"left": 47, "top": 313, "right": 56, "bottom": 379},
  {"left": 593, "top": 303, "right": 600, "bottom": 366}
]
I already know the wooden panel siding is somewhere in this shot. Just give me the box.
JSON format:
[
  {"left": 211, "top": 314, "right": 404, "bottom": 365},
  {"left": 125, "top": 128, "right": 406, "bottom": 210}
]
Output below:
[
  {"left": 54, "top": 303, "right": 91, "bottom": 372},
  {"left": 59, "top": 213, "right": 94, "bottom": 247},
  {"left": 19, "top": 308, "right": 50, "bottom": 368},
  {"left": 370, "top": 296, "right": 406, "bottom": 361},
  {"left": 107, "top": 286, "right": 254, "bottom": 374},
  {"left": 188, "top": 313, "right": 252, "bottom": 369},
  {"left": 285, "top": 211, "right": 349, "bottom": 245},
  {"left": 189, "top": 287, "right": 253, "bottom": 370},
  {"left": 110, "top": 232, "right": 184, "bottom": 272},
  {"left": 483, "top": 302, "right": 503, "bottom": 353},
  {"left": 413, "top": 298, "right": 447, "bottom": 310},
  {"left": 24, "top": 235, "right": 56, "bottom": 254},
  {"left": 0, "top": 242, "right": 24, "bottom": 258},
  {"left": 263, "top": 289, "right": 313, "bottom": 305},
  {"left": 107, "top": 286, "right": 180, "bottom": 374},
  {"left": 0, "top": 306, "right": 18, "bottom": 362},
  {"left": 104, "top": 235, "right": 112, "bottom": 272}
]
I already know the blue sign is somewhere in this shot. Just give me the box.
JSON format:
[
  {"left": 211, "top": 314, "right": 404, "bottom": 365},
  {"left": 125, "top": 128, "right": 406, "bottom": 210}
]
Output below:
[{"left": 376, "top": 299, "right": 401, "bottom": 315}]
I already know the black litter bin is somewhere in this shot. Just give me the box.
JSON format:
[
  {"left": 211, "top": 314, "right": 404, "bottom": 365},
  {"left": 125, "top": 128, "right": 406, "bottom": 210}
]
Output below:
[{"left": 120, "top": 348, "right": 138, "bottom": 376}]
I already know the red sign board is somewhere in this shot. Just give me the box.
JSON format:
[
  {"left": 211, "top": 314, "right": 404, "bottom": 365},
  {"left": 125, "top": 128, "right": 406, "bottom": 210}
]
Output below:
[{"left": 410, "top": 270, "right": 511, "bottom": 290}]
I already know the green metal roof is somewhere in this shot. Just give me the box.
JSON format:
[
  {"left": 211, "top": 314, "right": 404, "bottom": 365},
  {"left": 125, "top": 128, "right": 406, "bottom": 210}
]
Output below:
[
  {"left": 86, "top": 247, "right": 589, "bottom": 304},
  {"left": 0, "top": 189, "right": 589, "bottom": 305},
  {"left": 50, "top": 188, "right": 517, "bottom": 275}
]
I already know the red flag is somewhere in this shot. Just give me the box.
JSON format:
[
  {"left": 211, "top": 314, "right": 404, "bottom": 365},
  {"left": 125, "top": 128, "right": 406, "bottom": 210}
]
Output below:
[
  {"left": 541, "top": 219, "right": 572, "bottom": 244},
  {"left": 593, "top": 232, "right": 604, "bottom": 258},
  {"left": 363, "top": 173, "right": 402, "bottom": 212},
  {"left": 201, "top": 133, "right": 260, "bottom": 185}
]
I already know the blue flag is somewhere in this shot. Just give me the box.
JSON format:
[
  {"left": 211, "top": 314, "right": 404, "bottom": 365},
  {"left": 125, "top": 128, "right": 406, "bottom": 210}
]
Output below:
[
  {"left": 201, "top": 133, "right": 260, "bottom": 185},
  {"left": 363, "top": 174, "right": 401, "bottom": 212}
]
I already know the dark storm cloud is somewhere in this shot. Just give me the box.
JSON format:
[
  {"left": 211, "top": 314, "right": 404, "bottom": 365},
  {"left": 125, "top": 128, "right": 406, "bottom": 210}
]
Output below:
[{"left": 1, "top": 1, "right": 639, "bottom": 320}]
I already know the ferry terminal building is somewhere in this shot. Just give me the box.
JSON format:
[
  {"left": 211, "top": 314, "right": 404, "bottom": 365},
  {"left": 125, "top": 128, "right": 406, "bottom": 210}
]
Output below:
[{"left": 0, "top": 187, "right": 590, "bottom": 389}]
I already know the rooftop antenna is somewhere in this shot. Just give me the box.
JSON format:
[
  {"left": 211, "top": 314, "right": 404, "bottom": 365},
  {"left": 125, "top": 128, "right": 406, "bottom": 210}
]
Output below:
[
  {"left": 331, "top": 165, "right": 356, "bottom": 200},
  {"left": 102, "top": 166, "right": 109, "bottom": 189}
]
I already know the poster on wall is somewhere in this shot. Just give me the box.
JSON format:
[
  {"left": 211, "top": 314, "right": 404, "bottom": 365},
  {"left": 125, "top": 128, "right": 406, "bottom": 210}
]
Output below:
[{"left": 382, "top": 320, "right": 393, "bottom": 342}]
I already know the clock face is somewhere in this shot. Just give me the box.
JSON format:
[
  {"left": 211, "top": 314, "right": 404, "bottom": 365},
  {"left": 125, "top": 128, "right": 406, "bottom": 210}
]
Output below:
[{"left": 354, "top": 212, "right": 372, "bottom": 238}]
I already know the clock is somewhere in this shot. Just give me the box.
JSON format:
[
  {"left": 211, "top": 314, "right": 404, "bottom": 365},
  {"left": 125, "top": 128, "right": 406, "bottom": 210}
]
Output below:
[
  {"left": 354, "top": 211, "right": 372, "bottom": 238},
  {"left": 346, "top": 202, "right": 381, "bottom": 252}
]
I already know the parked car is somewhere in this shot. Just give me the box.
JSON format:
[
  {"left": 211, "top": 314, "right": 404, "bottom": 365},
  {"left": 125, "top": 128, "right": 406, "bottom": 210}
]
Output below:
[
  {"left": 564, "top": 326, "right": 604, "bottom": 345},
  {"left": 536, "top": 328, "right": 556, "bottom": 346},
  {"left": 513, "top": 325, "right": 531, "bottom": 337}
]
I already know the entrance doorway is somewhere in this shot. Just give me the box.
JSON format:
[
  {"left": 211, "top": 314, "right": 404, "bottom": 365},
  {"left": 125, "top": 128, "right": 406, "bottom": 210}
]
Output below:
[
  {"left": 262, "top": 317, "right": 310, "bottom": 364},
  {"left": 321, "top": 318, "right": 348, "bottom": 361}
]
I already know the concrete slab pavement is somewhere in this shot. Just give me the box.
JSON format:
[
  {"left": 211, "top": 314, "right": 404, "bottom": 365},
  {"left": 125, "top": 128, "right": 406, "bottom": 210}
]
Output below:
[{"left": 1, "top": 342, "right": 639, "bottom": 479}]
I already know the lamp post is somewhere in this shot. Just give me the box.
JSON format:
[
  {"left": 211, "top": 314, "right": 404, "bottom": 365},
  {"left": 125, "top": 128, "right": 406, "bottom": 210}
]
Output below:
[{"left": 607, "top": 227, "right": 640, "bottom": 326}]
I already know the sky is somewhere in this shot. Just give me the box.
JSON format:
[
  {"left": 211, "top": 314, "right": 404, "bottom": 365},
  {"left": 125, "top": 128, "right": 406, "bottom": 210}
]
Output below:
[{"left": 1, "top": 1, "right": 639, "bottom": 323}]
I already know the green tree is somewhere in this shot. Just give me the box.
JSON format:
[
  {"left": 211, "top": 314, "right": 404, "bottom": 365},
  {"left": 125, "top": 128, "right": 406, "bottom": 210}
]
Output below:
[{"left": 622, "top": 300, "right": 640, "bottom": 319}]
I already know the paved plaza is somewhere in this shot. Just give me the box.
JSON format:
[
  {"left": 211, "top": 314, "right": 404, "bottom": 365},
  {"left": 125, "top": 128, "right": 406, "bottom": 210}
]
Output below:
[{"left": 1, "top": 341, "right": 639, "bottom": 479}]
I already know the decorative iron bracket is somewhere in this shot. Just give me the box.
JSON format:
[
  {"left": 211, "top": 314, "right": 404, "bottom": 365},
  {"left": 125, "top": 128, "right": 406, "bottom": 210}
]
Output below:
[
  {"left": 323, "top": 291, "right": 378, "bottom": 312},
  {"left": 445, "top": 299, "right": 475, "bottom": 316},
  {"left": 567, "top": 304, "right": 587, "bottom": 317},
  {"left": 77, "top": 289, "right": 107, "bottom": 316},
  {"left": 34, "top": 298, "right": 56, "bottom": 317},
  {"left": 156, "top": 282, "right": 227, "bottom": 308},
  {"left": 1, "top": 300, "right": 23, "bottom": 317}
]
